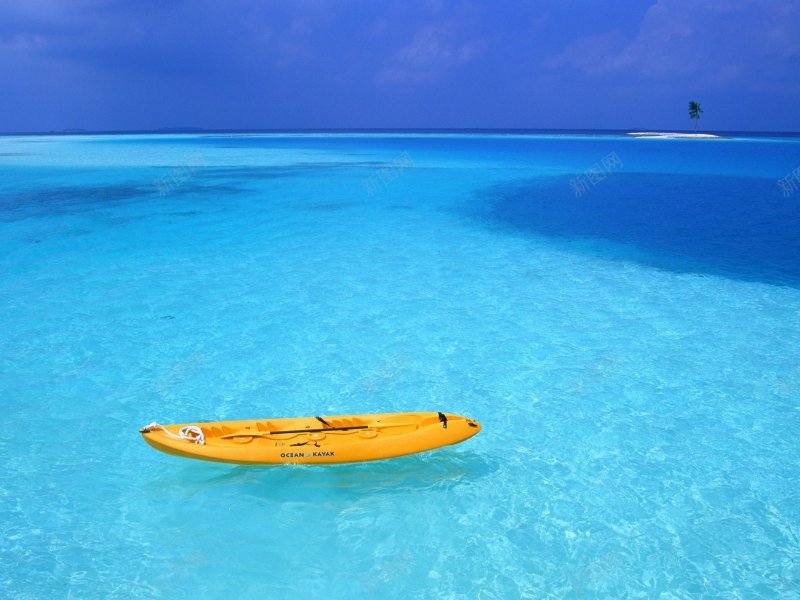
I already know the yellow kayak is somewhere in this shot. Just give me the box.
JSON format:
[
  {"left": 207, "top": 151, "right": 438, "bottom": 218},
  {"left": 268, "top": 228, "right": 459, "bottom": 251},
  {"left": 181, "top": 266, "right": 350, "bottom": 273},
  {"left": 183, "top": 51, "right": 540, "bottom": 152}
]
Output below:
[{"left": 140, "top": 412, "right": 481, "bottom": 465}]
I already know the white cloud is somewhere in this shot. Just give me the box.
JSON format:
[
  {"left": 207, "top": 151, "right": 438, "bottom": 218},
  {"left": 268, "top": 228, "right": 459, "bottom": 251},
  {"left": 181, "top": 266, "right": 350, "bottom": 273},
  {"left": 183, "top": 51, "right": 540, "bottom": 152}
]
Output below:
[
  {"left": 376, "top": 22, "right": 486, "bottom": 84},
  {"left": 544, "top": 0, "right": 800, "bottom": 86}
]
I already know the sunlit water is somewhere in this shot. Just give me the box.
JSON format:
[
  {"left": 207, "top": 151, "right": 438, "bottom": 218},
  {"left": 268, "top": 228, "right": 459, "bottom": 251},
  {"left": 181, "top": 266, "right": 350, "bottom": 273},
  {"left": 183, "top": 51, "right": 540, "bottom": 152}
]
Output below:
[{"left": 2, "top": 132, "right": 800, "bottom": 598}]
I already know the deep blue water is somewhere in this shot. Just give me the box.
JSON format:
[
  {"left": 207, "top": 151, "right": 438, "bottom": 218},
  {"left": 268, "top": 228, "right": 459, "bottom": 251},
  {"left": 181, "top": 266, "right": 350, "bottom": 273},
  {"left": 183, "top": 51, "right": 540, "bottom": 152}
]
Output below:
[
  {"left": 488, "top": 172, "right": 800, "bottom": 286},
  {"left": 1, "top": 132, "right": 800, "bottom": 598}
]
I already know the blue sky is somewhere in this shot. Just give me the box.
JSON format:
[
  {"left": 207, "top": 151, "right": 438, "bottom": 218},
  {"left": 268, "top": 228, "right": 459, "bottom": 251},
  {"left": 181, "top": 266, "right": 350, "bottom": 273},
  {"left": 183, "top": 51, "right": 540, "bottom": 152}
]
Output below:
[{"left": 1, "top": 0, "right": 799, "bottom": 132}]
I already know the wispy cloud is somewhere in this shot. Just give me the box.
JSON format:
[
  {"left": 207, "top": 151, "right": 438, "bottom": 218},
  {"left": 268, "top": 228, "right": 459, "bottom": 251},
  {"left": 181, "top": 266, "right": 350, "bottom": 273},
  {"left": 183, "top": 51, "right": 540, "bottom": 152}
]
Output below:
[
  {"left": 376, "top": 22, "right": 486, "bottom": 84},
  {"left": 544, "top": 0, "right": 800, "bottom": 87},
  {"left": 0, "top": 0, "right": 325, "bottom": 73}
]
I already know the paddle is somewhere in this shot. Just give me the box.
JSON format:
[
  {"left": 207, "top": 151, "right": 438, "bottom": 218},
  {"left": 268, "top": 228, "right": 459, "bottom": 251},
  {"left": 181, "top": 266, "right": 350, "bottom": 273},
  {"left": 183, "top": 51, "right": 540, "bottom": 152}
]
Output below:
[{"left": 219, "top": 421, "right": 417, "bottom": 439}]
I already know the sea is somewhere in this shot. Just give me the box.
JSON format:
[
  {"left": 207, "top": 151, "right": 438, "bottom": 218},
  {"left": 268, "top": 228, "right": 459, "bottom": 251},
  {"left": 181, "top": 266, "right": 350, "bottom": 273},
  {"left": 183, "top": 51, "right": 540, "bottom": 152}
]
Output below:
[{"left": 1, "top": 131, "right": 799, "bottom": 598}]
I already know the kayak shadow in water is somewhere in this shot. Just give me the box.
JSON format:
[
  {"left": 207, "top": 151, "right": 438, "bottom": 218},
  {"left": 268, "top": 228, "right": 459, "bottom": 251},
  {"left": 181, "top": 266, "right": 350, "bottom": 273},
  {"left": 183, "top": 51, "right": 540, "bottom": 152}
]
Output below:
[
  {"left": 161, "top": 449, "right": 496, "bottom": 500},
  {"left": 479, "top": 172, "right": 800, "bottom": 288}
]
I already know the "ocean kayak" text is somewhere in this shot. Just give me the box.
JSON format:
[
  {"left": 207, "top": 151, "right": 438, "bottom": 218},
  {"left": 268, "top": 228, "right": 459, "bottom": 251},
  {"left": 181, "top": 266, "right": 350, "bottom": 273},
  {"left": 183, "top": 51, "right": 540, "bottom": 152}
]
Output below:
[{"left": 280, "top": 451, "right": 336, "bottom": 458}]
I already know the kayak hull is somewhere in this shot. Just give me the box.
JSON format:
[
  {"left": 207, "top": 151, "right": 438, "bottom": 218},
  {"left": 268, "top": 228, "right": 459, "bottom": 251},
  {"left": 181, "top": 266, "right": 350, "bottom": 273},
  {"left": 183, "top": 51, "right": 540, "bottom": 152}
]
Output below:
[{"left": 141, "top": 412, "right": 481, "bottom": 465}]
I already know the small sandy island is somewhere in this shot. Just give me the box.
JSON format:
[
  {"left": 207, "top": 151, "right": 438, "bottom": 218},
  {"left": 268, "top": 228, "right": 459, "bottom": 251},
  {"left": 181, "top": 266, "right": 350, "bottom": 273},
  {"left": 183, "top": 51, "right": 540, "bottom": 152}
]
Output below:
[{"left": 627, "top": 131, "right": 724, "bottom": 139}]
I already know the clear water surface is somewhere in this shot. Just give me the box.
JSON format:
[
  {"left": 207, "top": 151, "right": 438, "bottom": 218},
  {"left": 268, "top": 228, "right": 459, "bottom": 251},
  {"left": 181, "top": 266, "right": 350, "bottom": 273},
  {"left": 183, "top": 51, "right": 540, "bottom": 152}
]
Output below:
[{"left": 1, "top": 132, "right": 800, "bottom": 598}]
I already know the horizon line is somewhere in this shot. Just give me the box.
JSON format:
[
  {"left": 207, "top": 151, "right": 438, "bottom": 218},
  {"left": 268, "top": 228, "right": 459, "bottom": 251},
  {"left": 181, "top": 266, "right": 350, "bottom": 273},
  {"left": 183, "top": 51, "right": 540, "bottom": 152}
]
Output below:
[{"left": 2, "top": 126, "right": 800, "bottom": 137}]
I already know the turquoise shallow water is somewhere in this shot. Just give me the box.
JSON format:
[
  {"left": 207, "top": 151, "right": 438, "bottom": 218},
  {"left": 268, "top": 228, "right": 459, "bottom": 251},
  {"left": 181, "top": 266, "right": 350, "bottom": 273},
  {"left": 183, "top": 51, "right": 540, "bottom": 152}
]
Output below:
[{"left": 2, "top": 132, "right": 800, "bottom": 598}]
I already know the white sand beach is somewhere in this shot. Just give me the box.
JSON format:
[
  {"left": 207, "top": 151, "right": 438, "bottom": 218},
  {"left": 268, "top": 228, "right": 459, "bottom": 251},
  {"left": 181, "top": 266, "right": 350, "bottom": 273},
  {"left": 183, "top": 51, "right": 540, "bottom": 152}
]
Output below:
[{"left": 627, "top": 132, "right": 724, "bottom": 139}]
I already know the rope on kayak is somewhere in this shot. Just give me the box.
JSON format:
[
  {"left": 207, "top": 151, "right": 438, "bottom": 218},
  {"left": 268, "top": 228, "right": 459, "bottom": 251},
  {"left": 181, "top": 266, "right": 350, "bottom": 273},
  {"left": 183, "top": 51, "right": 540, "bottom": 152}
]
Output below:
[{"left": 140, "top": 422, "right": 205, "bottom": 445}]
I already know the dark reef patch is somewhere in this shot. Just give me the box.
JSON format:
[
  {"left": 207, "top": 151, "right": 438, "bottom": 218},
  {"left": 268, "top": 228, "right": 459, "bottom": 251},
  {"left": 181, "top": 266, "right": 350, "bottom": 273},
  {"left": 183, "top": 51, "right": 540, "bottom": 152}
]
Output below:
[
  {"left": 0, "top": 183, "right": 150, "bottom": 222},
  {"left": 481, "top": 172, "right": 800, "bottom": 287}
]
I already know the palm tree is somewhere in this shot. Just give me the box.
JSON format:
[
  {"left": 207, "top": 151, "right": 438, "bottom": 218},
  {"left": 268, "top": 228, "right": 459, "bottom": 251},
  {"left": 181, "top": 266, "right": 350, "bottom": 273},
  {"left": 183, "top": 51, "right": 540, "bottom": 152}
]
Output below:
[{"left": 688, "top": 101, "right": 703, "bottom": 132}]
